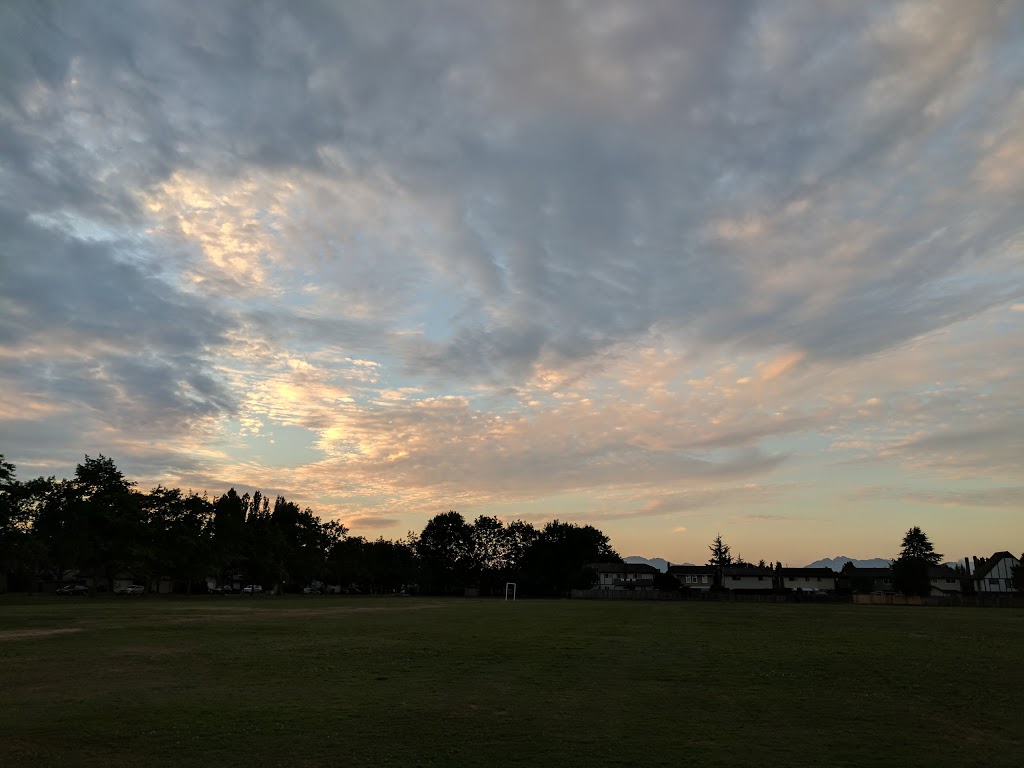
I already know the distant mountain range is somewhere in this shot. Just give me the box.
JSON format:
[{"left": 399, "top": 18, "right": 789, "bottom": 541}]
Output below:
[
  {"left": 624, "top": 556, "right": 673, "bottom": 572},
  {"left": 626, "top": 554, "right": 894, "bottom": 573},
  {"left": 803, "top": 556, "right": 891, "bottom": 571}
]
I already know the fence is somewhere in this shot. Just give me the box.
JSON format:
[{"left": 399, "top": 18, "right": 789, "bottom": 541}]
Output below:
[
  {"left": 570, "top": 588, "right": 682, "bottom": 600},
  {"left": 570, "top": 589, "right": 1024, "bottom": 608}
]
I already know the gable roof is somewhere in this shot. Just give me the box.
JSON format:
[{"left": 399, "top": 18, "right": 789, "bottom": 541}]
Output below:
[
  {"left": 667, "top": 565, "right": 716, "bottom": 575},
  {"left": 779, "top": 568, "right": 837, "bottom": 578},
  {"left": 848, "top": 567, "right": 893, "bottom": 578},
  {"left": 973, "top": 552, "right": 1020, "bottom": 580},
  {"left": 721, "top": 566, "right": 773, "bottom": 577},
  {"left": 587, "top": 562, "right": 659, "bottom": 574}
]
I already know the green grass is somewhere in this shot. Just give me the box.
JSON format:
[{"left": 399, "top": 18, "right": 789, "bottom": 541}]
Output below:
[{"left": 2, "top": 595, "right": 1022, "bottom": 767}]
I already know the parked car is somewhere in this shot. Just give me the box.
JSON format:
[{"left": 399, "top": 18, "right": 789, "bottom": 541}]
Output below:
[
  {"left": 302, "top": 586, "right": 322, "bottom": 594},
  {"left": 114, "top": 584, "right": 145, "bottom": 595},
  {"left": 241, "top": 584, "right": 263, "bottom": 594},
  {"left": 208, "top": 585, "right": 233, "bottom": 594},
  {"left": 56, "top": 584, "right": 88, "bottom": 596}
]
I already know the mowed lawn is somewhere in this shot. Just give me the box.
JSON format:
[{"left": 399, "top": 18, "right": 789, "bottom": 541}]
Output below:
[{"left": 2, "top": 596, "right": 1022, "bottom": 767}]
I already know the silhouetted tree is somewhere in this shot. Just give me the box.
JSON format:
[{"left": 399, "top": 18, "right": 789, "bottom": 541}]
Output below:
[
  {"left": 144, "top": 486, "right": 213, "bottom": 593},
  {"left": 0, "top": 456, "right": 48, "bottom": 590},
  {"left": 417, "top": 511, "right": 473, "bottom": 594},
  {"left": 61, "top": 456, "right": 145, "bottom": 592},
  {"left": 1012, "top": 559, "right": 1024, "bottom": 593},
  {"left": 518, "top": 520, "right": 619, "bottom": 596},
  {"left": 212, "top": 488, "right": 247, "bottom": 584},
  {"left": 892, "top": 526, "right": 942, "bottom": 597},
  {"left": 707, "top": 534, "right": 732, "bottom": 567},
  {"left": 653, "top": 571, "right": 680, "bottom": 592}
]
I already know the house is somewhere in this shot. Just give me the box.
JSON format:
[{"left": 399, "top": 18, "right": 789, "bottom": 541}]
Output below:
[
  {"left": 843, "top": 566, "right": 895, "bottom": 593},
  {"left": 720, "top": 566, "right": 774, "bottom": 591},
  {"left": 972, "top": 552, "right": 1021, "bottom": 593},
  {"left": 778, "top": 567, "right": 837, "bottom": 592},
  {"left": 588, "top": 562, "right": 659, "bottom": 590},
  {"left": 927, "top": 565, "right": 962, "bottom": 596},
  {"left": 666, "top": 564, "right": 715, "bottom": 592}
]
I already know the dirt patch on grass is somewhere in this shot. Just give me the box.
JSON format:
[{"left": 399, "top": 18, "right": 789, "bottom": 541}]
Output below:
[
  {"left": 160, "top": 602, "right": 449, "bottom": 623},
  {"left": 0, "top": 628, "right": 83, "bottom": 641},
  {"left": 280, "top": 603, "right": 448, "bottom": 618}
]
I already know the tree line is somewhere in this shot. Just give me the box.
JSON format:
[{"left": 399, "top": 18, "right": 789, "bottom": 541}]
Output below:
[{"left": 0, "top": 454, "right": 620, "bottom": 595}]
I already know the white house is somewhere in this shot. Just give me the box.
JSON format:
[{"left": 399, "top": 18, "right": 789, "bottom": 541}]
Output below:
[
  {"left": 720, "top": 566, "right": 773, "bottom": 591},
  {"left": 973, "top": 552, "right": 1021, "bottom": 593},
  {"left": 588, "top": 562, "right": 659, "bottom": 590},
  {"left": 667, "top": 565, "right": 715, "bottom": 592},
  {"left": 778, "top": 567, "right": 837, "bottom": 592},
  {"left": 928, "top": 565, "right": 962, "bottom": 596}
]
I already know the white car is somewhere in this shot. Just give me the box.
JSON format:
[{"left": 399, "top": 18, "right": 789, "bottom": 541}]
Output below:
[
  {"left": 115, "top": 584, "right": 145, "bottom": 595},
  {"left": 241, "top": 584, "right": 263, "bottom": 594},
  {"left": 56, "top": 584, "right": 88, "bottom": 596}
]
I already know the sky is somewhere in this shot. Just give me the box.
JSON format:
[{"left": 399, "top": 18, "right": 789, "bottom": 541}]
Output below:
[{"left": 1, "top": 1, "right": 1022, "bottom": 567}]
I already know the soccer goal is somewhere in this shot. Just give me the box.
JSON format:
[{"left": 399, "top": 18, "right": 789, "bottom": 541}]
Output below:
[{"left": 505, "top": 582, "right": 517, "bottom": 601}]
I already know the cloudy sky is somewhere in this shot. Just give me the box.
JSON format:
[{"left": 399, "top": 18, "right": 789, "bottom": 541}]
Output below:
[{"left": 2, "top": 1, "right": 1022, "bottom": 565}]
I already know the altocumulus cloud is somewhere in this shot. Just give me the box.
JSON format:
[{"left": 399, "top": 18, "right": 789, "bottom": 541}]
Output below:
[{"left": 1, "top": 1, "right": 1022, "bottom": 559}]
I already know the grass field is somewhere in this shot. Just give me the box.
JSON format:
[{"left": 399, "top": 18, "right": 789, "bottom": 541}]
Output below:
[{"left": 2, "top": 595, "right": 1022, "bottom": 767}]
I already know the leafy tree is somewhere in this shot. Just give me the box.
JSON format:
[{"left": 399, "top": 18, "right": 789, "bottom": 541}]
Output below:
[
  {"left": 212, "top": 488, "right": 248, "bottom": 584},
  {"left": 47, "top": 455, "right": 146, "bottom": 593},
  {"left": 267, "top": 496, "right": 344, "bottom": 591},
  {"left": 417, "top": 511, "right": 473, "bottom": 594},
  {"left": 1012, "top": 559, "right": 1024, "bottom": 593},
  {"left": 469, "top": 515, "right": 510, "bottom": 594},
  {"left": 518, "top": 520, "right": 619, "bottom": 596},
  {"left": 143, "top": 486, "right": 214, "bottom": 593},
  {"left": 0, "top": 457, "right": 49, "bottom": 590},
  {"left": 653, "top": 571, "right": 680, "bottom": 592},
  {"left": 891, "top": 526, "right": 943, "bottom": 597}
]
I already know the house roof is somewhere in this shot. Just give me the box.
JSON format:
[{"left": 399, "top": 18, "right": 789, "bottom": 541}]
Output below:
[
  {"left": 849, "top": 567, "right": 893, "bottom": 578},
  {"left": 779, "top": 568, "right": 837, "bottom": 578},
  {"left": 721, "top": 567, "right": 773, "bottom": 577},
  {"left": 927, "top": 565, "right": 959, "bottom": 579},
  {"left": 667, "top": 565, "right": 716, "bottom": 575},
  {"left": 587, "top": 562, "right": 659, "bottom": 574},
  {"left": 973, "top": 552, "right": 1020, "bottom": 580}
]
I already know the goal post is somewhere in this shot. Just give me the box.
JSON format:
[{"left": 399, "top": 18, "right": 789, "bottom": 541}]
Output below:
[{"left": 505, "top": 582, "right": 517, "bottom": 601}]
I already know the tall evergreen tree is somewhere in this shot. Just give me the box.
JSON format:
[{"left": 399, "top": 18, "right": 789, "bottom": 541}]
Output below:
[
  {"left": 892, "top": 526, "right": 942, "bottom": 597},
  {"left": 707, "top": 534, "right": 733, "bottom": 567}
]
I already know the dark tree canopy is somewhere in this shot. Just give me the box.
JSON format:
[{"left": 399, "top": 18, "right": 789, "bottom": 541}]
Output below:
[
  {"left": 897, "top": 526, "right": 943, "bottom": 565},
  {"left": 1, "top": 454, "right": 630, "bottom": 598},
  {"left": 707, "top": 534, "right": 732, "bottom": 567},
  {"left": 892, "top": 526, "right": 943, "bottom": 597}
]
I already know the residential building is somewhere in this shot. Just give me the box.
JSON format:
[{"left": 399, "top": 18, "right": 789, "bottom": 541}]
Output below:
[
  {"left": 666, "top": 564, "right": 715, "bottom": 592},
  {"left": 845, "top": 566, "right": 895, "bottom": 593},
  {"left": 778, "top": 567, "right": 837, "bottom": 592},
  {"left": 927, "top": 565, "right": 962, "bottom": 596},
  {"left": 720, "top": 566, "right": 773, "bottom": 591},
  {"left": 972, "top": 552, "right": 1021, "bottom": 593},
  {"left": 588, "top": 562, "right": 659, "bottom": 590}
]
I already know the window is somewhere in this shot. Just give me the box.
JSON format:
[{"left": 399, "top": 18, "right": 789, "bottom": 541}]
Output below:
[
  {"left": 805, "top": 577, "right": 810, "bottom": 582},
  {"left": 946, "top": 578, "right": 956, "bottom": 584},
  {"left": 702, "top": 575, "right": 708, "bottom": 583},
  {"left": 758, "top": 576, "right": 765, "bottom": 581},
  {"left": 731, "top": 576, "right": 740, "bottom": 581},
  {"left": 990, "top": 578, "right": 999, "bottom": 585}
]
